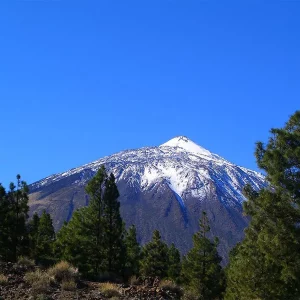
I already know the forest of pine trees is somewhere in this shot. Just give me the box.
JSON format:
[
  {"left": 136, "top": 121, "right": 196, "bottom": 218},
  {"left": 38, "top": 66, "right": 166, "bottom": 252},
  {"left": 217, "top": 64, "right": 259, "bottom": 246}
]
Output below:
[{"left": 0, "top": 110, "right": 300, "bottom": 299}]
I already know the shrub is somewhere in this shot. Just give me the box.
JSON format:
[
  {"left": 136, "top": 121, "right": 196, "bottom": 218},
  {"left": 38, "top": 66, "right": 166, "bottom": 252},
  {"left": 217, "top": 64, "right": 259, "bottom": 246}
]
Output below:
[
  {"left": 24, "top": 269, "right": 52, "bottom": 295},
  {"left": 24, "top": 270, "right": 46, "bottom": 285},
  {"left": 0, "top": 274, "right": 8, "bottom": 286},
  {"left": 159, "top": 279, "right": 183, "bottom": 296},
  {"left": 24, "top": 271, "right": 36, "bottom": 284},
  {"left": 99, "top": 282, "right": 121, "bottom": 298},
  {"left": 31, "top": 279, "right": 49, "bottom": 296},
  {"left": 61, "top": 279, "right": 77, "bottom": 291},
  {"left": 129, "top": 275, "right": 140, "bottom": 286},
  {"left": 182, "top": 289, "right": 199, "bottom": 300},
  {"left": 17, "top": 256, "right": 35, "bottom": 267},
  {"left": 25, "top": 271, "right": 51, "bottom": 296},
  {"left": 48, "top": 261, "right": 78, "bottom": 283}
]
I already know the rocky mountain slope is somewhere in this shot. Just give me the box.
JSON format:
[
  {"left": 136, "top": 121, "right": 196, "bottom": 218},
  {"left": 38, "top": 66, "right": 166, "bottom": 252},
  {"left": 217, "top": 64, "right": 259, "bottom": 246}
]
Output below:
[{"left": 29, "top": 136, "right": 266, "bottom": 262}]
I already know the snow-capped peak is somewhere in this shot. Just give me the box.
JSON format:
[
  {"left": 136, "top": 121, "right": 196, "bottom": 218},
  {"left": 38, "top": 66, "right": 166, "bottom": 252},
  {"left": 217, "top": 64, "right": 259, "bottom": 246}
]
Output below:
[
  {"left": 30, "top": 134, "right": 266, "bottom": 215},
  {"left": 160, "top": 136, "right": 212, "bottom": 157}
]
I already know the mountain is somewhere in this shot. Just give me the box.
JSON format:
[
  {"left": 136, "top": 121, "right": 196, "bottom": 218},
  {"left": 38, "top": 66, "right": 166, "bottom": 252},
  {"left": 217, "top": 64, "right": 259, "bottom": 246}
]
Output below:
[{"left": 28, "top": 136, "right": 266, "bottom": 262}]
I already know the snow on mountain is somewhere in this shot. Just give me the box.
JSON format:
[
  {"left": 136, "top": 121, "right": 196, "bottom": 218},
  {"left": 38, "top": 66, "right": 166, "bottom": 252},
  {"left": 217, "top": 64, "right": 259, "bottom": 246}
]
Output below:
[
  {"left": 30, "top": 136, "right": 265, "bottom": 208},
  {"left": 29, "top": 136, "right": 267, "bottom": 261},
  {"left": 160, "top": 136, "right": 213, "bottom": 157}
]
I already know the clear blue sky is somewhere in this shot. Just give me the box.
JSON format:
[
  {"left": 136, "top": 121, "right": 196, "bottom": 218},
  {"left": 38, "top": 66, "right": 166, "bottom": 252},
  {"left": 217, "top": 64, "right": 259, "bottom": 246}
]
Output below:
[{"left": 0, "top": 0, "right": 299, "bottom": 186}]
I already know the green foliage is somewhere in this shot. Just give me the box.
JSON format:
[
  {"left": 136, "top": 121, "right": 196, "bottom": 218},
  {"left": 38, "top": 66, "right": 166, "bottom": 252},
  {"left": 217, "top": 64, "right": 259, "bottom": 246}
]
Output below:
[
  {"left": 55, "top": 166, "right": 125, "bottom": 277},
  {"left": 102, "top": 173, "right": 125, "bottom": 275},
  {"left": 17, "top": 256, "right": 35, "bottom": 267},
  {"left": 255, "top": 110, "right": 300, "bottom": 202},
  {"left": 0, "top": 175, "right": 55, "bottom": 261},
  {"left": 27, "top": 212, "right": 40, "bottom": 259},
  {"left": 167, "top": 243, "right": 181, "bottom": 283},
  {"left": 0, "top": 175, "right": 29, "bottom": 262},
  {"left": 35, "top": 211, "right": 56, "bottom": 265},
  {"left": 225, "top": 188, "right": 300, "bottom": 300},
  {"left": 55, "top": 167, "right": 107, "bottom": 275},
  {"left": 140, "top": 230, "right": 169, "bottom": 278},
  {"left": 124, "top": 225, "right": 140, "bottom": 279},
  {"left": 225, "top": 111, "right": 300, "bottom": 299},
  {"left": 181, "top": 212, "right": 224, "bottom": 300},
  {"left": 26, "top": 210, "right": 56, "bottom": 265},
  {"left": 54, "top": 210, "right": 92, "bottom": 274},
  {"left": 84, "top": 165, "right": 108, "bottom": 275},
  {"left": 0, "top": 184, "right": 11, "bottom": 261}
]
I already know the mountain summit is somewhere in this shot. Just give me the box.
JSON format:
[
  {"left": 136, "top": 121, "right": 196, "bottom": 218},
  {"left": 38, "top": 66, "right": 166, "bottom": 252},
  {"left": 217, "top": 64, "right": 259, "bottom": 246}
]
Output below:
[
  {"left": 29, "top": 137, "right": 266, "bottom": 261},
  {"left": 160, "top": 136, "right": 213, "bottom": 157}
]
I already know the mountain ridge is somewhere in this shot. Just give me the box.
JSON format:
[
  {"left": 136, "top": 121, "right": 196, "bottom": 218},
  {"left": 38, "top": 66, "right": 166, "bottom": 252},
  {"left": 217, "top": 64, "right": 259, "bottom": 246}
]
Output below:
[{"left": 29, "top": 136, "right": 266, "bottom": 262}]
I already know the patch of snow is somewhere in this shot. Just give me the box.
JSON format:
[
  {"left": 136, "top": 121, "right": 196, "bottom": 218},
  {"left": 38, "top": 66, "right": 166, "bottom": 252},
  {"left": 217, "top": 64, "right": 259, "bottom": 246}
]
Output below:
[
  {"left": 30, "top": 136, "right": 267, "bottom": 209},
  {"left": 160, "top": 136, "right": 212, "bottom": 157},
  {"left": 167, "top": 182, "right": 186, "bottom": 209}
]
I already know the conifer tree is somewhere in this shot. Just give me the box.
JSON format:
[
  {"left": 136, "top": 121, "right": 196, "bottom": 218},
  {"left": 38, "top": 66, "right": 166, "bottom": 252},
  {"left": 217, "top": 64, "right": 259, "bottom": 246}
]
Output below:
[
  {"left": 0, "top": 175, "right": 29, "bottom": 262},
  {"left": 9, "top": 175, "right": 29, "bottom": 261},
  {"left": 140, "top": 230, "right": 169, "bottom": 278},
  {"left": 167, "top": 243, "right": 181, "bottom": 283},
  {"left": 0, "top": 183, "right": 10, "bottom": 261},
  {"left": 55, "top": 166, "right": 125, "bottom": 278},
  {"left": 255, "top": 110, "right": 300, "bottom": 202},
  {"left": 27, "top": 212, "right": 40, "bottom": 259},
  {"left": 225, "top": 188, "right": 300, "bottom": 299},
  {"left": 124, "top": 225, "right": 141, "bottom": 278},
  {"left": 35, "top": 210, "right": 56, "bottom": 264},
  {"left": 181, "top": 212, "right": 224, "bottom": 300},
  {"left": 225, "top": 111, "right": 300, "bottom": 299},
  {"left": 102, "top": 173, "right": 125, "bottom": 275},
  {"left": 56, "top": 167, "right": 107, "bottom": 276},
  {"left": 55, "top": 213, "right": 92, "bottom": 273},
  {"left": 85, "top": 165, "right": 107, "bottom": 268},
  {"left": 83, "top": 165, "right": 108, "bottom": 275}
]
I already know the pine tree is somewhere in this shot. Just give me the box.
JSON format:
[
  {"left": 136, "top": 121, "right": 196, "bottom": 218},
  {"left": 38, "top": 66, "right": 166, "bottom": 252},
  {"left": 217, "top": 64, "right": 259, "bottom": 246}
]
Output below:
[
  {"left": 181, "top": 212, "right": 224, "bottom": 300},
  {"left": 10, "top": 175, "right": 30, "bottom": 261},
  {"left": 55, "top": 167, "right": 107, "bottom": 276},
  {"left": 55, "top": 212, "right": 92, "bottom": 274},
  {"left": 225, "top": 111, "right": 300, "bottom": 299},
  {"left": 55, "top": 207, "right": 105, "bottom": 276},
  {"left": 167, "top": 243, "right": 181, "bottom": 283},
  {"left": 140, "top": 230, "right": 169, "bottom": 278},
  {"left": 0, "top": 175, "right": 29, "bottom": 262},
  {"left": 255, "top": 110, "right": 300, "bottom": 202},
  {"left": 225, "top": 187, "right": 300, "bottom": 299},
  {"left": 55, "top": 166, "right": 125, "bottom": 278},
  {"left": 0, "top": 183, "right": 10, "bottom": 261},
  {"left": 84, "top": 165, "right": 107, "bottom": 275},
  {"left": 102, "top": 173, "right": 125, "bottom": 275},
  {"left": 35, "top": 210, "right": 56, "bottom": 265},
  {"left": 124, "top": 225, "right": 141, "bottom": 279},
  {"left": 27, "top": 212, "right": 40, "bottom": 259}
]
